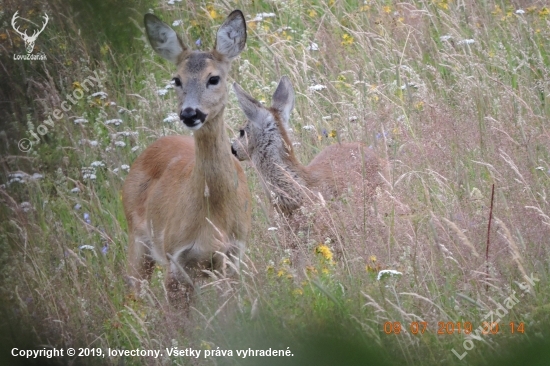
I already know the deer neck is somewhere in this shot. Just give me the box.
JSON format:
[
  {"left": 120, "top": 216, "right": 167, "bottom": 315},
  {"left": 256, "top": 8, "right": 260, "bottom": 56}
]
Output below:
[{"left": 191, "top": 110, "right": 237, "bottom": 203}]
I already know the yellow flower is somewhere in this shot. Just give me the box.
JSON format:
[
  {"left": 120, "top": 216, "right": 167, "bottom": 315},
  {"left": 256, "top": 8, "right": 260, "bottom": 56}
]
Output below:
[
  {"left": 318, "top": 135, "right": 323, "bottom": 141},
  {"left": 277, "top": 269, "right": 286, "bottom": 277},
  {"left": 72, "top": 81, "right": 82, "bottom": 90},
  {"left": 282, "top": 258, "right": 291, "bottom": 265},
  {"left": 360, "top": 5, "right": 370, "bottom": 12},
  {"left": 328, "top": 130, "right": 337, "bottom": 138},
  {"left": 266, "top": 265, "right": 274, "bottom": 273},
  {"left": 206, "top": 5, "right": 222, "bottom": 20},
  {"left": 539, "top": 8, "right": 549, "bottom": 17},
  {"left": 321, "top": 267, "right": 330, "bottom": 274},
  {"left": 293, "top": 288, "right": 303, "bottom": 296},
  {"left": 308, "top": 9, "right": 317, "bottom": 17},
  {"left": 316, "top": 244, "right": 333, "bottom": 261},
  {"left": 341, "top": 33, "right": 354, "bottom": 46},
  {"left": 383, "top": 6, "right": 392, "bottom": 13},
  {"left": 369, "top": 255, "right": 377, "bottom": 262},
  {"left": 328, "top": 0, "right": 335, "bottom": 7},
  {"left": 414, "top": 101, "right": 424, "bottom": 111}
]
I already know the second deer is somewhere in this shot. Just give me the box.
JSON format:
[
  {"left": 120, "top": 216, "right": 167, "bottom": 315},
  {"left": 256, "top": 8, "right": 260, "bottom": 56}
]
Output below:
[{"left": 231, "top": 76, "right": 387, "bottom": 216}]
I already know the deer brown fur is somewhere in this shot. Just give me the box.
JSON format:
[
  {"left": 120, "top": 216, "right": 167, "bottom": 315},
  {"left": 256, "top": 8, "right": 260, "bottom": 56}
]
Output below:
[
  {"left": 231, "top": 76, "right": 386, "bottom": 216},
  {"left": 123, "top": 11, "right": 251, "bottom": 306}
]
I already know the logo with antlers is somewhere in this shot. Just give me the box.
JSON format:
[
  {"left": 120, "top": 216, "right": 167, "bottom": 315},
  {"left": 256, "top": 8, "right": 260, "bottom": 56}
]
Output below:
[{"left": 12, "top": 11, "right": 49, "bottom": 54}]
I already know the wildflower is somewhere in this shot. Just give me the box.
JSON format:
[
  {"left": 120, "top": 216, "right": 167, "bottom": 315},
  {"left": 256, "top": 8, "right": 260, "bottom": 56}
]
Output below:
[
  {"left": 79, "top": 245, "right": 95, "bottom": 251},
  {"left": 383, "top": 5, "right": 392, "bottom": 13},
  {"left": 90, "top": 161, "right": 105, "bottom": 167},
  {"left": 163, "top": 113, "right": 179, "bottom": 123},
  {"left": 457, "top": 39, "right": 475, "bottom": 45},
  {"left": 72, "top": 81, "right": 82, "bottom": 90},
  {"left": 440, "top": 35, "right": 452, "bottom": 42},
  {"left": 308, "top": 84, "right": 326, "bottom": 91},
  {"left": 114, "top": 141, "right": 126, "bottom": 147},
  {"left": 207, "top": 5, "right": 223, "bottom": 20},
  {"left": 321, "top": 267, "right": 330, "bottom": 274},
  {"left": 308, "top": 9, "right": 317, "bottom": 17},
  {"left": 267, "top": 227, "right": 278, "bottom": 231},
  {"left": 540, "top": 8, "right": 549, "bottom": 17},
  {"left": 293, "top": 288, "right": 303, "bottom": 296},
  {"left": 83, "top": 173, "right": 97, "bottom": 180},
  {"left": 302, "top": 125, "right": 315, "bottom": 130},
  {"left": 121, "top": 164, "right": 130, "bottom": 172},
  {"left": 105, "top": 119, "right": 123, "bottom": 126},
  {"left": 157, "top": 88, "right": 168, "bottom": 96},
  {"left": 91, "top": 91, "right": 108, "bottom": 99},
  {"left": 306, "top": 42, "right": 319, "bottom": 51},
  {"left": 377, "top": 269, "right": 402, "bottom": 281},
  {"left": 251, "top": 12, "right": 276, "bottom": 22},
  {"left": 102, "top": 244, "right": 109, "bottom": 254},
  {"left": 172, "top": 19, "right": 182, "bottom": 26},
  {"left": 74, "top": 118, "right": 88, "bottom": 124},
  {"left": 328, "top": 130, "right": 337, "bottom": 138},
  {"left": 20, "top": 202, "right": 32, "bottom": 212},
  {"left": 515, "top": 9, "right": 525, "bottom": 15},
  {"left": 369, "top": 255, "right": 377, "bottom": 262},
  {"left": 277, "top": 269, "right": 286, "bottom": 277},
  {"left": 322, "top": 129, "right": 328, "bottom": 138},
  {"left": 83, "top": 213, "right": 91, "bottom": 224},
  {"left": 341, "top": 33, "right": 354, "bottom": 46},
  {"left": 195, "top": 38, "right": 201, "bottom": 47},
  {"left": 71, "top": 187, "right": 81, "bottom": 193},
  {"left": 74, "top": 203, "right": 82, "bottom": 210},
  {"left": 131, "top": 146, "right": 140, "bottom": 152},
  {"left": 315, "top": 244, "right": 333, "bottom": 261}
]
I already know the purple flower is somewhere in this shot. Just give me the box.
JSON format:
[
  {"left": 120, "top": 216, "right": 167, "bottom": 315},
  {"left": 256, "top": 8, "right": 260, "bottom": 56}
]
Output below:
[
  {"left": 102, "top": 244, "right": 109, "bottom": 254},
  {"left": 322, "top": 129, "right": 328, "bottom": 138},
  {"left": 195, "top": 38, "right": 201, "bottom": 47},
  {"left": 83, "top": 212, "right": 91, "bottom": 224}
]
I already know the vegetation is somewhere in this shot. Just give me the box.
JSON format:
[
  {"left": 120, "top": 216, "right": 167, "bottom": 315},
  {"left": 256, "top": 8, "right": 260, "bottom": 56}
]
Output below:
[{"left": 1, "top": 0, "right": 550, "bottom": 365}]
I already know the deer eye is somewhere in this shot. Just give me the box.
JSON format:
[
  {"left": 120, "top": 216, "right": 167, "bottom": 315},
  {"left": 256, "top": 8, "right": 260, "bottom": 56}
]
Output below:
[
  {"left": 172, "top": 77, "right": 182, "bottom": 87},
  {"left": 208, "top": 76, "right": 220, "bottom": 86},
  {"left": 239, "top": 129, "right": 245, "bottom": 137}
]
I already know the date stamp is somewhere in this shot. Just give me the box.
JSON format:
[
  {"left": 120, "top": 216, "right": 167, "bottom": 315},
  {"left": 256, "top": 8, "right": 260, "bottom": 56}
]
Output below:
[{"left": 383, "top": 321, "right": 525, "bottom": 335}]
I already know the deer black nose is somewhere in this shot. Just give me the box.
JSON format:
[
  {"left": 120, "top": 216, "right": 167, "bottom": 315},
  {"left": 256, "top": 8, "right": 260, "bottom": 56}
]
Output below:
[
  {"left": 231, "top": 145, "right": 237, "bottom": 156},
  {"left": 180, "top": 107, "right": 196, "bottom": 120}
]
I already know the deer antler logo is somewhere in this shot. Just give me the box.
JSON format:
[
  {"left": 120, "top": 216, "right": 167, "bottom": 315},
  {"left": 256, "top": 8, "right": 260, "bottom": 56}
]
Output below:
[{"left": 11, "top": 11, "right": 49, "bottom": 54}]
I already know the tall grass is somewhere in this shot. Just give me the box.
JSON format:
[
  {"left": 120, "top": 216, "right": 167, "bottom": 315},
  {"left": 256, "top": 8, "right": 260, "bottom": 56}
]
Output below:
[{"left": 1, "top": 0, "right": 550, "bottom": 365}]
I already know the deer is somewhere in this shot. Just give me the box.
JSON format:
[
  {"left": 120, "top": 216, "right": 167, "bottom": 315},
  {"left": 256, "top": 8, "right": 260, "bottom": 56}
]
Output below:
[
  {"left": 11, "top": 11, "right": 49, "bottom": 53},
  {"left": 231, "top": 76, "right": 387, "bottom": 218},
  {"left": 122, "top": 10, "right": 251, "bottom": 307}
]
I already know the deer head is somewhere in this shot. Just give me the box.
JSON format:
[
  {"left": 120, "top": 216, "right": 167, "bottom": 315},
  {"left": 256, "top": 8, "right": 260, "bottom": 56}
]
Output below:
[{"left": 12, "top": 11, "right": 49, "bottom": 53}]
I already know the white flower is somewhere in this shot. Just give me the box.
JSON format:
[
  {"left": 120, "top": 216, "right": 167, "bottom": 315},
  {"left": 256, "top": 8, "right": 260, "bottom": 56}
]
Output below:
[
  {"left": 377, "top": 269, "right": 403, "bottom": 281},
  {"left": 105, "top": 119, "right": 123, "bottom": 126},
  {"left": 91, "top": 91, "right": 108, "bottom": 99},
  {"left": 267, "top": 227, "right": 278, "bottom": 231},
  {"left": 121, "top": 165, "right": 130, "bottom": 172},
  {"left": 306, "top": 42, "right": 319, "bottom": 51},
  {"left": 515, "top": 9, "right": 525, "bottom": 14},
  {"left": 113, "top": 168, "right": 119, "bottom": 173},
  {"left": 114, "top": 141, "right": 126, "bottom": 147},
  {"left": 457, "top": 39, "right": 475, "bottom": 45},
  {"left": 251, "top": 12, "right": 276, "bottom": 22},
  {"left": 164, "top": 113, "right": 179, "bottom": 123},
  {"left": 79, "top": 245, "right": 95, "bottom": 251},
  {"left": 74, "top": 118, "right": 88, "bottom": 124},
  {"left": 31, "top": 173, "right": 43, "bottom": 180},
  {"left": 309, "top": 84, "right": 327, "bottom": 91},
  {"left": 90, "top": 161, "right": 105, "bottom": 167},
  {"left": 302, "top": 125, "right": 315, "bottom": 130},
  {"left": 157, "top": 88, "right": 168, "bottom": 96},
  {"left": 172, "top": 19, "right": 182, "bottom": 26},
  {"left": 71, "top": 187, "right": 81, "bottom": 193},
  {"left": 20, "top": 202, "right": 32, "bottom": 212},
  {"left": 440, "top": 35, "right": 452, "bottom": 42},
  {"left": 74, "top": 203, "right": 82, "bottom": 210},
  {"left": 83, "top": 173, "right": 97, "bottom": 180},
  {"left": 349, "top": 116, "right": 358, "bottom": 121},
  {"left": 131, "top": 146, "right": 140, "bottom": 152}
]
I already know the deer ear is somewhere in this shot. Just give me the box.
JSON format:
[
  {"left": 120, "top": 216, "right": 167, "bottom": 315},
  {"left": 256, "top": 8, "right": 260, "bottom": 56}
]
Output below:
[
  {"left": 233, "top": 83, "right": 269, "bottom": 128},
  {"left": 271, "top": 76, "right": 295, "bottom": 130},
  {"left": 144, "top": 14, "right": 187, "bottom": 64},
  {"left": 215, "top": 10, "right": 247, "bottom": 60}
]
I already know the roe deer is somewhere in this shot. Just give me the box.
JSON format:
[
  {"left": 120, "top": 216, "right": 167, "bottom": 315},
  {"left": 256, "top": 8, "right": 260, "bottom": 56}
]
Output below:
[
  {"left": 231, "top": 76, "right": 386, "bottom": 216},
  {"left": 123, "top": 11, "right": 251, "bottom": 306}
]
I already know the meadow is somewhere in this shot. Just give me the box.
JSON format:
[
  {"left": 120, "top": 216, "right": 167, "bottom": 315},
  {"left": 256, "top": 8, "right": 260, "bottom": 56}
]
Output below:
[{"left": 1, "top": 0, "right": 550, "bottom": 365}]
